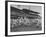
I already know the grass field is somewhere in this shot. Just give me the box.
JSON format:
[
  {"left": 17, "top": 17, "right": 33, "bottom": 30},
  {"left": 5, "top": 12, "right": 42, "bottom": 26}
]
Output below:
[{"left": 11, "top": 23, "right": 42, "bottom": 32}]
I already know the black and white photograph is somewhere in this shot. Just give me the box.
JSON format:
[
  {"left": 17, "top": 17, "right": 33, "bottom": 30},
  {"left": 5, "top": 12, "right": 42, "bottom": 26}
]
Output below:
[{"left": 7, "top": 2, "right": 45, "bottom": 35}]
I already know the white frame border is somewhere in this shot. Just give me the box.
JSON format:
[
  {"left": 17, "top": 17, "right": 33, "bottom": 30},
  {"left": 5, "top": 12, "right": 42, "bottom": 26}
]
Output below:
[{"left": 8, "top": 2, "right": 44, "bottom": 35}]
